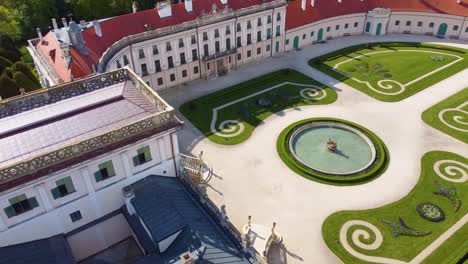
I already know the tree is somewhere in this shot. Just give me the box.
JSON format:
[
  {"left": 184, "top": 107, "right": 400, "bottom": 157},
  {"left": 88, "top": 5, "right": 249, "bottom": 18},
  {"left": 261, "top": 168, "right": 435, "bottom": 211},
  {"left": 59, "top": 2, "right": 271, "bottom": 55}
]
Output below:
[
  {"left": 0, "top": 72, "right": 20, "bottom": 99},
  {"left": 0, "top": 6, "right": 21, "bottom": 41},
  {"left": 13, "top": 71, "right": 40, "bottom": 92}
]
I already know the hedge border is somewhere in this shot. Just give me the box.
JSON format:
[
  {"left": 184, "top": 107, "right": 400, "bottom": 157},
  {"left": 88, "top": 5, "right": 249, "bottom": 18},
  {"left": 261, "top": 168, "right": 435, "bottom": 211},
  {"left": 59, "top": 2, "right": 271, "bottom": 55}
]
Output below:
[{"left": 276, "top": 117, "right": 389, "bottom": 186}]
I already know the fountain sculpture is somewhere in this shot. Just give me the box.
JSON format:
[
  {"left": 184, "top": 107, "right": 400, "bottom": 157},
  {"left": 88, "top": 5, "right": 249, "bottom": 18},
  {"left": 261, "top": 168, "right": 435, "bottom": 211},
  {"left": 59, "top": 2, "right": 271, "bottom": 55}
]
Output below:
[{"left": 327, "top": 138, "right": 337, "bottom": 152}]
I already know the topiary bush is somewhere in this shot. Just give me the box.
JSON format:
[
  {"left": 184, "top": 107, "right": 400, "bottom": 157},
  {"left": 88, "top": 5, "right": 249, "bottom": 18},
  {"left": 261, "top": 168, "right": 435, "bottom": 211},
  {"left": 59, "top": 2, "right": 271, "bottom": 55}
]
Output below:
[{"left": 416, "top": 202, "right": 445, "bottom": 222}]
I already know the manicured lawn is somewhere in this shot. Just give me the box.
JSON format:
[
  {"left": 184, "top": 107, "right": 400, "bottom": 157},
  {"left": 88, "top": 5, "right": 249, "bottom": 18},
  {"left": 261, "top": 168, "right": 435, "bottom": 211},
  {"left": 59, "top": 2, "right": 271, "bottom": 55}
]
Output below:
[
  {"left": 422, "top": 88, "right": 468, "bottom": 144},
  {"left": 322, "top": 151, "right": 467, "bottom": 263},
  {"left": 179, "top": 69, "right": 337, "bottom": 145},
  {"left": 309, "top": 43, "right": 468, "bottom": 102},
  {"left": 276, "top": 117, "right": 389, "bottom": 186}
]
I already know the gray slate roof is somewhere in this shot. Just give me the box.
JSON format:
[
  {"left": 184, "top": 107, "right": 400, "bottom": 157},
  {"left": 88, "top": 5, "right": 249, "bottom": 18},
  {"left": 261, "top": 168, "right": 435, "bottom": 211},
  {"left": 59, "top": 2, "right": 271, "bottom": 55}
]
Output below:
[
  {"left": 127, "top": 175, "right": 250, "bottom": 264},
  {"left": 0, "top": 234, "right": 75, "bottom": 264}
]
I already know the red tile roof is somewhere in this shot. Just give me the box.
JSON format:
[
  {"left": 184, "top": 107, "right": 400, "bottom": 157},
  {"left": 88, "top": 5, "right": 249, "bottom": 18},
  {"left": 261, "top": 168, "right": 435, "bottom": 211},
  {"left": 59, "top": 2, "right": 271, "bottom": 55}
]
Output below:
[
  {"left": 286, "top": 0, "right": 468, "bottom": 30},
  {"left": 36, "top": 0, "right": 467, "bottom": 81}
]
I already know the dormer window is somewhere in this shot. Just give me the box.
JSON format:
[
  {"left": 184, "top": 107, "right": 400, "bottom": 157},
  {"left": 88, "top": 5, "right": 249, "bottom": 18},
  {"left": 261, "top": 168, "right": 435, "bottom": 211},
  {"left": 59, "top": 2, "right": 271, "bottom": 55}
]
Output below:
[
  {"left": 138, "top": 49, "right": 145, "bottom": 59},
  {"left": 3, "top": 194, "right": 39, "bottom": 218},
  {"left": 51, "top": 176, "right": 76, "bottom": 199},
  {"left": 153, "top": 45, "right": 159, "bottom": 55},
  {"left": 166, "top": 42, "right": 172, "bottom": 52},
  {"left": 94, "top": 160, "right": 116, "bottom": 182},
  {"left": 133, "top": 146, "right": 152, "bottom": 166}
]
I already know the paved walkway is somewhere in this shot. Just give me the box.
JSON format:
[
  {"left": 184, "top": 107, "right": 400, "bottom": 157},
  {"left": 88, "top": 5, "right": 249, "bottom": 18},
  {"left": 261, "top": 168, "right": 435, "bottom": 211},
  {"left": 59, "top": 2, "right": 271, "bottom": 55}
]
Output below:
[{"left": 159, "top": 34, "right": 468, "bottom": 264}]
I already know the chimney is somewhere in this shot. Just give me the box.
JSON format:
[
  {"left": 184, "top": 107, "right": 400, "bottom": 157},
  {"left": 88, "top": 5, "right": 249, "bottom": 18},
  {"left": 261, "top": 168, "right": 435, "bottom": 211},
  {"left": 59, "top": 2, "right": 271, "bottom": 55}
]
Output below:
[
  {"left": 132, "top": 2, "right": 138, "bottom": 13},
  {"left": 62, "top": 17, "right": 68, "bottom": 27},
  {"left": 157, "top": 0, "right": 172, "bottom": 18},
  {"left": 93, "top": 20, "right": 102, "bottom": 37},
  {"left": 311, "top": 0, "right": 315, "bottom": 7},
  {"left": 52, "top": 18, "right": 58, "bottom": 30},
  {"left": 301, "top": 0, "right": 306, "bottom": 10},
  {"left": 185, "top": 0, "right": 193, "bottom": 12},
  {"left": 180, "top": 252, "right": 194, "bottom": 264},
  {"left": 36, "top": 28, "right": 43, "bottom": 42}
]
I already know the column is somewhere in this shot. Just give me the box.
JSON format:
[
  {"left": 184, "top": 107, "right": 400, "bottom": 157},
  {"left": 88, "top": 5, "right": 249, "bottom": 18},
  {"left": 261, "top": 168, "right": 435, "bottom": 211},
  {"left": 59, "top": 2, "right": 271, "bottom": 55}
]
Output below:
[
  {"left": 80, "top": 166, "right": 103, "bottom": 217},
  {"left": 120, "top": 151, "right": 133, "bottom": 178}
]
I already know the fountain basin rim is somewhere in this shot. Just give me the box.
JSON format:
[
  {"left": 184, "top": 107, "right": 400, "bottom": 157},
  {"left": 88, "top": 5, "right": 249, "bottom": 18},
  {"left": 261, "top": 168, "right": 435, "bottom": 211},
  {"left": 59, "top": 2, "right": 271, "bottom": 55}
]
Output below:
[{"left": 288, "top": 121, "right": 377, "bottom": 176}]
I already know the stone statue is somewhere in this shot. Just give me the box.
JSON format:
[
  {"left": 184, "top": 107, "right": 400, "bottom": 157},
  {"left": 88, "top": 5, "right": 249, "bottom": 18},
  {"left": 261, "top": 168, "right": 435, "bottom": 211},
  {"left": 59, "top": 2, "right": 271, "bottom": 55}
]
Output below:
[{"left": 327, "top": 138, "right": 337, "bottom": 152}]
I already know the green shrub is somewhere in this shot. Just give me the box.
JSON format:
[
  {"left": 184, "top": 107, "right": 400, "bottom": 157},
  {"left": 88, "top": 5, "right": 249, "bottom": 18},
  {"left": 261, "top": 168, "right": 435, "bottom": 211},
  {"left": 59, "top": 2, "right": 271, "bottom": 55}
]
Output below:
[
  {"left": 12, "top": 61, "right": 39, "bottom": 85},
  {"left": 13, "top": 71, "right": 40, "bottom": 92},
  {"left": 0, "top": 73, "right": 20, "bottom": 99},
  {"left": 0, "top": 56, "right": 12, "bottom": 73}
]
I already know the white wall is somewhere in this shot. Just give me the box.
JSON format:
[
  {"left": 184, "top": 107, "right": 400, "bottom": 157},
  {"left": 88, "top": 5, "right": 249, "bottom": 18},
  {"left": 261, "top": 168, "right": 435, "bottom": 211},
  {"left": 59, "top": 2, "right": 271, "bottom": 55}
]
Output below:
[{"left": 0, "top": 129, "right": 180, "bottom": 255}]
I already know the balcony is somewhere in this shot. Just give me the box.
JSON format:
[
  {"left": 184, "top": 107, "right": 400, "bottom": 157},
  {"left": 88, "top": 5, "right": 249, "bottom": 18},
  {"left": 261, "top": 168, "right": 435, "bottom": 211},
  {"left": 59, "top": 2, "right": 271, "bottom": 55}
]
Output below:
[{"left": 201, "top": 48, "right": 237, "bottom": 62}]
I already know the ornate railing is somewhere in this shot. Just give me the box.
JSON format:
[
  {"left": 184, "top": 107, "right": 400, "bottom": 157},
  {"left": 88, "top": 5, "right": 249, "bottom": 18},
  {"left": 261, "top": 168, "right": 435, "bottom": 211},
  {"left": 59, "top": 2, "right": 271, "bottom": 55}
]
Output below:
[
  {"left": 201, "top": 48, "right": 237, "bottom": 62},
  {"left": 98, "top": 0, "right": 286, "bottom": 71},
  {"left": 0, "top": 68, "right": 176, "bottom": 184}
]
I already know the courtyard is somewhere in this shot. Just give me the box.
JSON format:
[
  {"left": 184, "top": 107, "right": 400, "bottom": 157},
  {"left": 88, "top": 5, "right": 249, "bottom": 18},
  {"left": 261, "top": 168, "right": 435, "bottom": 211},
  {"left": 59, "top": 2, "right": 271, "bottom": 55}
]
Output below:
[{"left": 160, "top": 34, "right": 467, "bottom": 264}]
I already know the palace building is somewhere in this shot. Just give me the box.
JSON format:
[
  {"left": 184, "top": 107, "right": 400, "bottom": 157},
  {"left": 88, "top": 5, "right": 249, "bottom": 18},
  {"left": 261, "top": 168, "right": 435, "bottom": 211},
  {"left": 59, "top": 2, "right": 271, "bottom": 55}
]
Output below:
[{"left": 28, "top": 0, "right": 467, "bottom": 90}]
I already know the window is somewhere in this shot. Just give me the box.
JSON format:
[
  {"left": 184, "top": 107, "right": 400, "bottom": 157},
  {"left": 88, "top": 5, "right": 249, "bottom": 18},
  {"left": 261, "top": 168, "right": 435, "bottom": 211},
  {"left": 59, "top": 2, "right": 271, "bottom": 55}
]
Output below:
[
  {"left": 4, "top": 194, "right": 39, "bottom": 218},
  {"left": 180, "top": 52, "right": 186, "bottom": 64},
  {"left": 266, "top": 44, "right": 271, "bottom": 52},
  {"left": 247, "top": 21, "right": 252, "bottom": 29},
  {"left": 395, "top": 20, "right": 400, "bottom": 26},
  {"left": 193, "top": 66, "right": 199, "bottom": 74},
  {"left": 336, "top": 25, "right": 340, "bottom": 30},
  {"left": 204, "top": 44, "right": 209, "bottom": 56},
  {"left": 203, "top": 32, "right": 208, "bottom": 41},
  {"left": 406, "top": 21, "right": 411, "bottom": 26},
  {"left": 365, "top": 22, "right": 370, "bottom": 33},
  {"left": 465, "top": 27, "right": 468, "bottom": 33},
  {"left": 237, "top": 53, "right": 241, "bottom": 60},
  {"left": 182, "top": 70, "right": 187, "bottom": 78},
  {"left": 237, "top": 36, "right": 241, "bottom": 47},
  {"left": 429, "top": 22, "right": 434, "bottom": 28},
  {"left": 133, "top": 146, "right": 152, "bottom": 166},
  {"left": 215, "top": 29, "right": 220, "bottom": 38},
  {"left": 310, "top": 31, "right": 314, "bottom": 37},
  {"left": 275, "top": 41, "right": 279, "bottom": 52},
  {"left": 70, "top": 211, "right": 82, "bottom": 222},
  {"left": 327, "top": 26, "right": 331, "bottom": 32},
  {"left": 247, "top": 50, "right": 251, "bottom": 57},
  {"left": 453, "top": 25, "right": 459, "bottom": 31},
  {"left": 178, "top": 38, "right": 184, "bottom": 48},
  {"left": 237, "top": 23, "right": 241, "bottom": 32},
  {"left": 257, "top": 31, "right": 262, "bottom": 42},
  {"left": 267, "top": 15, "right": 272, "bottom": 24},
  {"left": 166, "top": 42, "right": 172, "bottom": 52},
  {"left": 152, "top": 45, "right": 159, "bottom": 55},
  {"left": 138, "top": 49, "right": 145, "bottom": 59},
  {"left": 94, "top": 160, "right": 116, "bottom": 182},
  {"left": 226, "top": 38, "right": 231, "bottom": 50},
  {"left": 155, "top": 60, "right": 161, "bottom": 73},
  {"left": 51, "top": 176, "right": 76, "bottom": 199},
  {"left": 207, "top": 63, "right": 210, "bottom": 70},
  {"left": 276, "top": 13, "right": 281, "bottom": 21},
  {"left": 215, "top": 41, "right": 220, "bottom": 53},
  {"left": 225, "top": 26, "right": 231, "bottom": 35},
  {"left": 417, "top": 21, "right": 423, "bottom": 27},
  {"left": 116, "top": 60, "right": 121, "bottom": 69},
  {"left": 257, "top": 47, "right": 261, "bottom": 55},
  {"left": 157, "top": 77, "right": 163, "bottom": 85},
  {"left": 168, "top": 56, "right": 174, "bottom": 68},
  {"left": 276, "top": 26, "right": 280, "bottom": 37},
  {"left": 123, "top": 55, "right": 129, "bottom": 65},
  {"left": 141, "top": 63, "right": 148, "bottom": 76},
  {"left": 191, "top": 35, "right": 197, "bottom": 44},
  {"left": 345, "top": 23, "right": 349, "bottom": 29},
  {"left": 285, "top": 39, "right": 289, "bottom": 45},
  {"left": 170, "top": 74, "right": 175, "bottom": 82},
  {"left": 267, "top": 28, "right": 272, "bottom": 39},
  {"left": 354, "top": 22, "right": 359, "bottom": 28},
  {"left": 257, "top": 18, "right": 262, "bottom": 27},
  {"left": 192, "top": 49, "right": 198, "bottom": 60},
  {"left": 247, "top": 34, "right": 252, "bottom": 45},
  {"left": 302, "top": 34, "right": 306, "bottom": 40},
  {"left": 229, "top": 56, "right": 232, "bottom": 63}
]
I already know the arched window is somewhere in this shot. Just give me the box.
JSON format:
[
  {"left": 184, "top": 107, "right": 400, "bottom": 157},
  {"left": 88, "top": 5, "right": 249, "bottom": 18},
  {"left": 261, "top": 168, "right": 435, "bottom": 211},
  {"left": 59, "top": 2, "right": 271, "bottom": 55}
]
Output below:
[
  {"left": 429, "top": 22, "right": 434, "bottom": 28},
  {"left": 365, "top": 22, "right": 371, "bottom": 32}
]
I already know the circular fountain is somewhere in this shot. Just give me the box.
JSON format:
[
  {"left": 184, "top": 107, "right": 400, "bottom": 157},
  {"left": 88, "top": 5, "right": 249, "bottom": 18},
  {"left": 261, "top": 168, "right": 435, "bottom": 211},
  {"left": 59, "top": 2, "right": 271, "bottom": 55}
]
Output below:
[{"left": 278, "top": 118, "right": 388, "bottom": 185}]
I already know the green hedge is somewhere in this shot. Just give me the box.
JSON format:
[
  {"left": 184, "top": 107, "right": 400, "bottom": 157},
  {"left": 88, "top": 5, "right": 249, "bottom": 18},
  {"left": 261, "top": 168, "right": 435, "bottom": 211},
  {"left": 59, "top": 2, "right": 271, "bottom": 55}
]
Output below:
[{"left": 276, "top": 117, "right": 389, "bottom": 186}]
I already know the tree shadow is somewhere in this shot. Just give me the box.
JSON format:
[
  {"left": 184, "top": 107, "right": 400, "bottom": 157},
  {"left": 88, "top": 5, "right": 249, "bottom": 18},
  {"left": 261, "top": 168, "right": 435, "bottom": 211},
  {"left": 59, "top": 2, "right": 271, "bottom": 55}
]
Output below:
[{"left": 266, "top": 243, "right": 304, "bottom": 264}]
